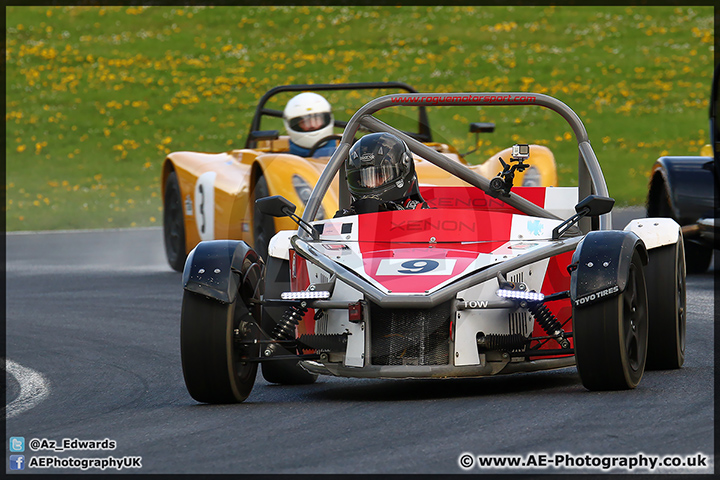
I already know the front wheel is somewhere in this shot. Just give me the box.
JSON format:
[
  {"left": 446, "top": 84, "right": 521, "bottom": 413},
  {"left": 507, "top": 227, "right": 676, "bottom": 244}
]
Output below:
[
  {"left": 574, "top": 250, "right": 648, "bottom": 390},
  {"left": 180, "top": 292, "right": 258, "bottom": 403},
  {"left": 180, "top": 246, "right": 264, "bottom": 403},
  {"left": 163, "top": 171, "right": 187, "bottom": 272}
]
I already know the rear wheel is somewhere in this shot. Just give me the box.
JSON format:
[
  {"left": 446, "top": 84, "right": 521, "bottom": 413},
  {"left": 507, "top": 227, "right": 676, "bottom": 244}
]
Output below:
[
  {"left": 180, "top": 248, "right": 263, "bottom": 403},
  {"left": 645, "top": 238, "right": 686, "bottom": 369},
  {"left": 252, "top": 175, "right": 275, "bottom": 260},
  {"left": 163, "top": 171, "right": 187, "bottom": 272},
  {"left": 574, "top": 250, "right": 648, "bottom": 390}
]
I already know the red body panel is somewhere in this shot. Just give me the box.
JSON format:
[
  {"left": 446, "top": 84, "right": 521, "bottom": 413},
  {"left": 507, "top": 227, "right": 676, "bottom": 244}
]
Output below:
[
  {"left": 289, "top": 250, "right": 315, "bottom": 337},
  {"left": 356, "top": 208, "right": 514, "bottom": 293},
  {"left": 419, "top": 186, "right": 546, "bottom": 213},
  {"left": 532, "top": 250, "right": 574, "bottom": 357},
  {"left": 357, "top": 208, "right": 513, "bottom": 244}
]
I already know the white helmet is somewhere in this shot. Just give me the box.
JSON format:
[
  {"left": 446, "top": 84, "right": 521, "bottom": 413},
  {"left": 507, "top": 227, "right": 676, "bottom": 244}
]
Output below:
[{"left": 282, "top": 92, "right": 334, "bottom": 149}]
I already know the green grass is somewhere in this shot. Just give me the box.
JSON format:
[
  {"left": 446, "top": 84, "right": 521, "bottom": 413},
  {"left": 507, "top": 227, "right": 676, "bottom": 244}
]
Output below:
[{"left": 6, "top": 5, "right": 714, "bottom": 231}]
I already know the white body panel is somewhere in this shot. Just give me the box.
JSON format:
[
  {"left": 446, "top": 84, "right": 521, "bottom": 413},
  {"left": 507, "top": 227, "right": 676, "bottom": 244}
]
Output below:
[{"left": 624, "top": 217, "right": 680, "bottom": 249}]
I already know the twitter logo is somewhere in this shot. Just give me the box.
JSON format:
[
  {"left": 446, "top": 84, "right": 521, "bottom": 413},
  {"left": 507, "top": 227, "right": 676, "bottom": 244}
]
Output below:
[{"left": 10, "top": 437, "right": 25, "bottom": 453}]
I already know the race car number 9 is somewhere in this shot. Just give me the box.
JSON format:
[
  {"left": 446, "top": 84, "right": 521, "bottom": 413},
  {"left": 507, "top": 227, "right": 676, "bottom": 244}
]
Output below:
[{"left": 375, "top": 258, "right": 456, "bottom": 276}]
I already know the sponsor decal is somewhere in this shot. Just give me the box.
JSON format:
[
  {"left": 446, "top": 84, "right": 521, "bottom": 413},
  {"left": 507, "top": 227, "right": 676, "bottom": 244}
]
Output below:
[
  {"left": 390, "top": 219, "right": 476, "bottom": 232},
  {"left": 574, "top": 285, "right": 620, "bottom": 306},
  {"left": 376, "top": 258, "right": 456, "bottom": 276},
  {"left": 527, "top": 219, "right": 544, "bottom": 236},
  {"left": 508, "top": 242, "right": 538, "bottom": 250},
  {"left": 426, "top": 196, "right": 508, "bottom": 209},
  {"left": 184, "top": 195, "right": 193, "bottom": 215},
  {"left": 390, "top": 94, "right": 537, "bottom": 105},
  {"left": 463, "top": 300, "right": 489, "bottom": 309}
]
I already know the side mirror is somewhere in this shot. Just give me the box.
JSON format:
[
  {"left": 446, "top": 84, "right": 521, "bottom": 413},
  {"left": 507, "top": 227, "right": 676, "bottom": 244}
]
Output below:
[
  {"left": 463, "top": 123, "right": 496, "bottom": 157},
  {"left": 552, "top": 195, "right": 615, "bottom": 240},
  {"left": 469, "top": 122, "right": 495, "bottom": 134},
  {"left": 575, "top": 195, "right": 615, "bottom": 217},
  {"left": 249, "top": 130, "right": 280, "bottom": 142},
  {"left": 256, "top": 196, "right": 296, "bottom": 218}
]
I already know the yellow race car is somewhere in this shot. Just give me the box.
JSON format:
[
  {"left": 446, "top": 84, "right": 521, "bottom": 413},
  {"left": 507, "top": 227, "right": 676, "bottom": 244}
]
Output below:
[{"left": 162, "top": 82, "right": 558, "bottom": 271}]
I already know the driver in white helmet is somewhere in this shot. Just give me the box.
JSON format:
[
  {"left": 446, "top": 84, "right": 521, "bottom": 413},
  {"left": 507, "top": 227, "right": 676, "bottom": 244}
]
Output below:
[{"left": 283, "top": 92, "right": 336, "bottom": 157}]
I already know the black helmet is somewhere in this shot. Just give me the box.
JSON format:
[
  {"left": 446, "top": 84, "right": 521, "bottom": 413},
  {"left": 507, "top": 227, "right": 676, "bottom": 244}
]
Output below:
[{"left": 346, "top": 133, "right": 417, "bottom": 202}]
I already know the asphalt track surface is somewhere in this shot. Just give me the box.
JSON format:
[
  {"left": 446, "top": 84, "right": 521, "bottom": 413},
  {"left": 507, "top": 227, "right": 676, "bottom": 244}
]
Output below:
[{"left": 4, "top": 209, "right": 715, "bottom": 474}]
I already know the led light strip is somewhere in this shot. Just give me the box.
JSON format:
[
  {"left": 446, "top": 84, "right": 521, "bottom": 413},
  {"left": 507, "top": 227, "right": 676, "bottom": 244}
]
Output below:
[
  {"left": 280, "top": 290, "right": 331, "bottom": 300},
  {"left": 495, "top": 289, "right": 545, "bottom": 302}
]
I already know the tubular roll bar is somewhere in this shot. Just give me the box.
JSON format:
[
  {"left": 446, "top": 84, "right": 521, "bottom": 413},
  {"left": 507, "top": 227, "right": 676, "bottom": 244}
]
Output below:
[{"left": 300, "top": 92, "right": 611, "bottom": 237}]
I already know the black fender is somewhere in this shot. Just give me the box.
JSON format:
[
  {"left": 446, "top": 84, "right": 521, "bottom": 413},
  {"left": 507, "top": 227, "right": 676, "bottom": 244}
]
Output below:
[
  {"left": 570, "top": 231, "right": 648, "bottom": 308},
  {"left": 647, "top": 156, "right": 715, "bottom": 224},
  {"left": 182, "top": 240, "right": 262, "bottom": 304}
]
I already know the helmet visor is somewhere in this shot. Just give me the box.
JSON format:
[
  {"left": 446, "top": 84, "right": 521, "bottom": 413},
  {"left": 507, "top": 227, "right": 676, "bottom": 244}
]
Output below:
[
  {"left": 348, "top": 163, "right": 403, "bottom": 190},
  {"left": 288, "top": 112, "right": 332, "bottom": 132}
]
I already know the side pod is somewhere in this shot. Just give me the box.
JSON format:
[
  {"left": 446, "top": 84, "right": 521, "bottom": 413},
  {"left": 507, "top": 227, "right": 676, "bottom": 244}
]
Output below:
[
  {"left": 182, "top": 240, "right": 262, "bottom": 304},
  {"left": 570, "top": 231, "right": 648, "bottom": 308}
]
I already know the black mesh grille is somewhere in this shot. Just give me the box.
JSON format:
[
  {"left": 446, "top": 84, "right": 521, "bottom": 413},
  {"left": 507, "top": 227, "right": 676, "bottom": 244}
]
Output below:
[{"left": 370, "top": 301, "right": 451, "bottom": 366}]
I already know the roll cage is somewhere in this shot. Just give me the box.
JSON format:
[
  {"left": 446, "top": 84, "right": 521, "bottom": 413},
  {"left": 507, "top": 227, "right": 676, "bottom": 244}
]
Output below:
[
  {"left": 288, "top": 93, "right": 613, "bottom": 308},
  {"left": 245, "top": 82, "right": 433, "bottom": 149},
  {"left": 301, "top": 92, "right": 611, "bottom": 232}
]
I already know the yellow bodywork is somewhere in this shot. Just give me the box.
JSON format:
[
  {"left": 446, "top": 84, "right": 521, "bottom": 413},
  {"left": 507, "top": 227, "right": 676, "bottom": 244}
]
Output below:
[{"left": 162, "top": 136, "right": 557, "bottom": 255}]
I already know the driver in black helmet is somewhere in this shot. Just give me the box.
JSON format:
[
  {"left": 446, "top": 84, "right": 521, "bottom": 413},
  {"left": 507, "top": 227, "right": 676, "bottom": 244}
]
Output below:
[{"left": 335, "top": 132, "right": 429, "bottom": 217}]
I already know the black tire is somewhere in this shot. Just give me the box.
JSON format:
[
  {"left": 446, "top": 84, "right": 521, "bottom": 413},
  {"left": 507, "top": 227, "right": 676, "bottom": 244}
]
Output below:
[
  {"left": 252, "top": 175, "right": 275, "bottom": 261},
  {"left": 684, "top": 240, "right": 712, "bottom": 274},
  {"left": 647, "top": 177, "right": 711, "bottom": 274},
  {"left": 163, "top": 171, "right": 187, "bottom": 272},
  {"left": 260, "top": 256, "right": 318, "bottom": 385},
  {"left": 180, "top": 249, "right": 264, "bottom": 403},
  {"left": 645, "top": 238, "right": 686, "bottom": 369},
  {"left": 574, "top": 250, "right": 649, "bottom": 390}
]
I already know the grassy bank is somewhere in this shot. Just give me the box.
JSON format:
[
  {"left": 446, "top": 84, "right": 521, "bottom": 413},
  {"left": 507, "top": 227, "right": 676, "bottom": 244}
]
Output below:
[{"left": 6, "top": 5, "right": 713, "bottom": 230}]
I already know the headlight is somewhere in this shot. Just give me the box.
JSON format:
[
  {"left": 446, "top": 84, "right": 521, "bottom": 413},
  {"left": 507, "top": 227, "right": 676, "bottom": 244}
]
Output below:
[
  {"left": 292, "top": 175, "right": 325, "bottom": 220},
  {"left": 521, "top": 165, "right": 541, "bottom": 187}
]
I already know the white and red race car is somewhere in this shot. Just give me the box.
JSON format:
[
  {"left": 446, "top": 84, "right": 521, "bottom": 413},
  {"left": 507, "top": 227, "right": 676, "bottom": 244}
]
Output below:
[{"left": 179, "top": 92, "right": 687, "bottom": 403}]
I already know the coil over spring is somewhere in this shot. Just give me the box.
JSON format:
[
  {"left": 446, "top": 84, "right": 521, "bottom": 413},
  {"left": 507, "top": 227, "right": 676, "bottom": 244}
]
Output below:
[
  {"left": 271, "top": 305, "right": 308, "bottom": 341},
  {"left": 477, "top": 333, "right": 527, "bottom": 351},
  {"left": 528, "top": 302, "right": 570, "bottom": 349},
  {"left": 263, "top": 305, "right": 308, "bottom": 357}
]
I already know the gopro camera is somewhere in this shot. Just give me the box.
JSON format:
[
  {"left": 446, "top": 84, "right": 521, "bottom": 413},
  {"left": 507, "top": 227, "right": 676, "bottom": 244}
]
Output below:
[{"left": 511, "top": 144, "right": 530, "bottom": 160}]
